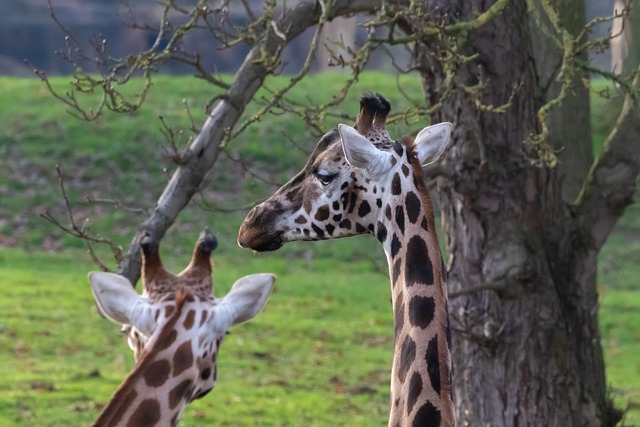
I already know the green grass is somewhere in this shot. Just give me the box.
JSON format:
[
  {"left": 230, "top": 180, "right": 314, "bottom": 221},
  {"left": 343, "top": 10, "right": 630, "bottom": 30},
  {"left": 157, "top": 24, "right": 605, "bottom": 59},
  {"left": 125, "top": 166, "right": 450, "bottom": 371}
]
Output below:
[
  {"left": 1, "top": 245, "right": 639, "bottom": 425},
  {"left": 0, "top": 245, "right": 393, "bottom": 426},
  {"left": 600, "top": 290, "right": 640, "bottom": 425},
  {"left": 0, "top": 72, "right": 427, "bottom": 255},
  {"left": 1, "top": 73, "right": 639, "bottom": 424}
]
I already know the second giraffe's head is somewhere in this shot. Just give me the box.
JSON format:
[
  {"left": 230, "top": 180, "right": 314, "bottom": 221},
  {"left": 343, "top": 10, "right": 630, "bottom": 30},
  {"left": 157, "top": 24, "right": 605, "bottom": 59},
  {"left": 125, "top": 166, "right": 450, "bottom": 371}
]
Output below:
[
  {"left": 238, "top": 93, "right": 452, "bottom": 252},
  {"left": 88, "top": 270, "right": 274, "bottom": 392},
  {"left": 87, "top": 232, "right": 275, "bottom": 424}
]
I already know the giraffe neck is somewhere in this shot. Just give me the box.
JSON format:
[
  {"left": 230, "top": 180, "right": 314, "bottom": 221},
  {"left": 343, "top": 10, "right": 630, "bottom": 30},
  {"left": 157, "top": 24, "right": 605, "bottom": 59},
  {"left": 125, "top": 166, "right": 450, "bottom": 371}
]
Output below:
[
  {"left": 94, "top": 289, "right": 211, "bottom": 427},
  {"left": 375, "top": 160, "right": 453, "bottom": 427}
]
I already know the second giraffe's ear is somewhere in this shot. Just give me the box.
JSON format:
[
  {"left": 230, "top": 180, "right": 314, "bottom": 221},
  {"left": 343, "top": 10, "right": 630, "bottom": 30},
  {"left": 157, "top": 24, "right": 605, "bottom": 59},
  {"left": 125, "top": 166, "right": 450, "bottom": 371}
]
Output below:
[
  {"left": 413, "top": 122, "right": 453, "bottom": 166},
  {"left": 217, "top": 273, "right": 275, "bottom": 327},
  {"left": 338, "top": 124, "right": 393, "bottom": 177},
  {"left": 88, "top": 272, "right": 156, "bottom": 336}
]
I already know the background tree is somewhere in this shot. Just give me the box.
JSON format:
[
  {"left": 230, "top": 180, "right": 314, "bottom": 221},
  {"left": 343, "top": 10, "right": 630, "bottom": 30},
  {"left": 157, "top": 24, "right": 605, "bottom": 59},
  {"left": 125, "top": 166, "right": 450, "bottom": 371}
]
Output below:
[
  {"left": 40, "top": 0, "right": 638, "bottom": 425},
  {"left": 402, "top": 0, "right": 635, "bottom": 424}
]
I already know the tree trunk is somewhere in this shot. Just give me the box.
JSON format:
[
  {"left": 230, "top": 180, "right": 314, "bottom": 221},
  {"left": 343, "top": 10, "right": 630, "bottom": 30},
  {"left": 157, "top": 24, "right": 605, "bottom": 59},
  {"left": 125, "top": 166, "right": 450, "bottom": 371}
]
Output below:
[{"left": 413, "top": 1, "right": 620, "bottom": 425}]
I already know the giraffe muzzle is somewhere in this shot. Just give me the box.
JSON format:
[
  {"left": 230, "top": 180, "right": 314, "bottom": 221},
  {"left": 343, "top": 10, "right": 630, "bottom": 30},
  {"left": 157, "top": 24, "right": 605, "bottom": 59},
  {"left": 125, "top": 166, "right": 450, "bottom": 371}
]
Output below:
[{"left": 237, "top": 225, "right": 284, "bottom": 252}]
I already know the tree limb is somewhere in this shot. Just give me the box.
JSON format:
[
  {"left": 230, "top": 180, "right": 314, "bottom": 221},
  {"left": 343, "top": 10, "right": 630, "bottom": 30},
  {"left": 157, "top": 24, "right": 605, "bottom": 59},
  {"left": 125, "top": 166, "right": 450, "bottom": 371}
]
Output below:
[
  {"left": 576, "top": 69, "right": 640, "bottom": 250},
  {"left": 117, "top": 0, "right": 381, "bottom": 284}
]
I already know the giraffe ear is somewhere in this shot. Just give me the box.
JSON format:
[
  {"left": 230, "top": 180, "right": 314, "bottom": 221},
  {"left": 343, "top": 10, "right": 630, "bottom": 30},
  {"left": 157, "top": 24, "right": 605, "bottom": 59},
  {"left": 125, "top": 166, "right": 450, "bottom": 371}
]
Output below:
[
  {"left": 413, "top": 122, "right": 453, "bottom": 166},
  {"left": 217, "top": 273, "right": 275, "bottom": 326},
  {"left": 338, "top": 124, "right": 393, "bottom": 176},
  {"left": 88, "top": 272, "right": 156, "bottom": 336}
]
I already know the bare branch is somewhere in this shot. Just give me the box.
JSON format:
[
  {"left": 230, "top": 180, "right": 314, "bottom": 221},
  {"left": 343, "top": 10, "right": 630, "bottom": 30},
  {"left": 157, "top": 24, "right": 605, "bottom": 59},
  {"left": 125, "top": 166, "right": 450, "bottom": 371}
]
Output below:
[
  {"left": 575, "top": 68, "right": 640, "bottom": 250},
  {"left": 84, "top": 196, "right": 146, "bottom": 215},
  {"left": 117, "top": 0, "right": 383, "bottom": 284},
  {"left": 40, "top": 166, "right": 123, "bottom": 270},
  {"left": 222, "top": 150, "right": 281, "bottom": 187}
]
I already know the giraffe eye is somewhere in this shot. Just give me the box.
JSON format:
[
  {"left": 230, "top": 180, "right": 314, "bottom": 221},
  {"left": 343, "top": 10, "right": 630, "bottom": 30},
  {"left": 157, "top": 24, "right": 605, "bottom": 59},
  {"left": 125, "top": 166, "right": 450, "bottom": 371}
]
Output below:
[{"left": 315, "top": 171, "right": 337, "bottom": 186}]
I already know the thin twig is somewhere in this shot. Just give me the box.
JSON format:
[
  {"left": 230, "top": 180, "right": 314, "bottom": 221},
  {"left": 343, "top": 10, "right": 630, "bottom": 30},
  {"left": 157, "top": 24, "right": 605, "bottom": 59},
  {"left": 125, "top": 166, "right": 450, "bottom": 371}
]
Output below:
[{"left": 40, "top": 166, "right": 123, "bottom": 269}]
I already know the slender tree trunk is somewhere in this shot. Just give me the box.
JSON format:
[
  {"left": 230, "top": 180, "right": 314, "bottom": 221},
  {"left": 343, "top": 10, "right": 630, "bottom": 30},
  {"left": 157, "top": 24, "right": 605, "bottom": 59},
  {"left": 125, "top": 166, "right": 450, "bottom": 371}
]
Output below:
[{"left": 413, "top": 1, "right": 619, "bottom": 425}]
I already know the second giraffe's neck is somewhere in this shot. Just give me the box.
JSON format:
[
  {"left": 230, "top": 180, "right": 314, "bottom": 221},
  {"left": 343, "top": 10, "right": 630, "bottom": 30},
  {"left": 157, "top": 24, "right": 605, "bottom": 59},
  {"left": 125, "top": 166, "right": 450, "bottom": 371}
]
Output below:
[
  {"left": 93, "top": 289, "right": 198, "bottom": 427},
  {"left": 375, "top": 168, "right": 454, "bottom": 427}
]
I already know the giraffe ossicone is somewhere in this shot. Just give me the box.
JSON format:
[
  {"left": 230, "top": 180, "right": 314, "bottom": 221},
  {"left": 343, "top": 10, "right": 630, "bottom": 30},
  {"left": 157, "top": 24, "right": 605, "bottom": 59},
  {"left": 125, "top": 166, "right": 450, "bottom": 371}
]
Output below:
[
  {"left": 125, "top": 229, "right": 219, "bottom": 360},
  {"left": 88, "top": 231, "right": 275, "bottom": 427},
  {"left": 238, "top": 94, "right": 455, "bottom": 427}
]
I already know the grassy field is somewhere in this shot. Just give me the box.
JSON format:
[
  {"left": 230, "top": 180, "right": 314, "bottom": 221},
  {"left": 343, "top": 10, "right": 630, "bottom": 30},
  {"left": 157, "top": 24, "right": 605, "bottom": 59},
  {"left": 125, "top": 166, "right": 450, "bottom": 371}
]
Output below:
[
  {"left": 0, "top": 74, "right": 639, "bottom": 425},
  {"left": 0, "top": 243, "right": 395, "bottom": 426},
  {"left": 1, "top": 244, "right": 639, "bottom": 426},
  {"left": 0, "top": 72, "right": 429, "bottom": 254}
]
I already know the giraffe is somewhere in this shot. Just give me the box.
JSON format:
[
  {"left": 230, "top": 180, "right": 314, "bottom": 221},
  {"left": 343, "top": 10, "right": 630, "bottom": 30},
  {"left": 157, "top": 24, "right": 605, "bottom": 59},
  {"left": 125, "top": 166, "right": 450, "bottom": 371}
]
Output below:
[
  {"left": 87, "top": 232, "right": 275, "bottom": 426},
  {"left": 119, "top": 230, "right": 220, "bottom": 361},
  {"left": 238, "top": 94, "right": 454, "bottom": 427}
]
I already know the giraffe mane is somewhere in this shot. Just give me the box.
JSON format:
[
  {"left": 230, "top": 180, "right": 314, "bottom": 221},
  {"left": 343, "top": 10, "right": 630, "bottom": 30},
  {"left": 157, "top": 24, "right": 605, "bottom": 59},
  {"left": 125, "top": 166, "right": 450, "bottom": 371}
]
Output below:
[
  {"left": 402, "top": 135, "right": 435, "bottom": 218},
  {"left": 92, "top": 287, "right": 194, "bottom": 427}
]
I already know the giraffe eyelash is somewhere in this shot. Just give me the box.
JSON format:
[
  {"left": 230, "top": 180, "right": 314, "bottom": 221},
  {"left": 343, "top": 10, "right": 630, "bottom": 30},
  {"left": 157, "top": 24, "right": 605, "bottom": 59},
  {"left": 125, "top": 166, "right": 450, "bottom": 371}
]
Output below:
[{"left": 314, "top": 171, "right": 338, "bottom": 186}]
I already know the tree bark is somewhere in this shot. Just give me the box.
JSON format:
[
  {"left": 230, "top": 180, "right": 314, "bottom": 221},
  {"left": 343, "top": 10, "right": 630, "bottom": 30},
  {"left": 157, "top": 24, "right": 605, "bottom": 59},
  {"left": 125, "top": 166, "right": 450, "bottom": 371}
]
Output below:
[
  {"left": 117, "top": 0, "right": 381, "bottom": 284},
  {"left": 411, "top": 0, "right": 639, "bottom": 425}
]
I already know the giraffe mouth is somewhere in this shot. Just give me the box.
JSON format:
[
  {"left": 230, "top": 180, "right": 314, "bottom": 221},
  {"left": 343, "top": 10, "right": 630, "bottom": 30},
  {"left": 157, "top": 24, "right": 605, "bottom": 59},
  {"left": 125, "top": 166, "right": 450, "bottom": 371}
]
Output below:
[{"left": 237, "top": 229, "right": 284, "bottom": 252}]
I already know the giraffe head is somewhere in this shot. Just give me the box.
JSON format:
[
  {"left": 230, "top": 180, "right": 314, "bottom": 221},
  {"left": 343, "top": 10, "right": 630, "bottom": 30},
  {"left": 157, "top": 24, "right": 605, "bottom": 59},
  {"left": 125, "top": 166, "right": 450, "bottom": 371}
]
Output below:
[
  {"left": 238, "top": 93, "right": 452, "bottom": 252},
  {"left": 123, "top": 229, "right": 220, "bottom": 361},
  {"left": 88, "top": 237, "right": 275, "bottom": 426}
]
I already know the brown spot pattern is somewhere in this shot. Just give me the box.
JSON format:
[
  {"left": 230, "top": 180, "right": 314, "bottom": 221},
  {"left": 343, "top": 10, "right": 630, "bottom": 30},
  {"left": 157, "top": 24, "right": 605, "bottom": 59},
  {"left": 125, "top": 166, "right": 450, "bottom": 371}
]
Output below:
[
  {"left": 405, "top": 236, "right": 433, "bottom": 286},
  {"left": 199, "top": 310, "right": 208, "bottom": 327},
  {"left": 407, "top": 372, "right": 423, "bottom": 415},
  {"left": 408, "top": 296, "right": 435, "bottom": 328},
  {"left": 376, "top": 222, "right": 388, "bottom": 243},
  {"left": 315, "top": 205, "right": 330, "bottom": 221},
  {"left": 398, "top": 335, "right": 416, "bottom": 384},
  {"left": 391, "top": 173, "right": 402, "bottom": 195},
  {"left": 155, "top": 329, "right": 178, "bottom": 353},
  {"left": 165, "top": 305, "right": 175, "bottom": 318},
  {"left": 392, "top": 259, "right": 402, "bottom": 284},
  {"left": 143, "top": 359, "right": 171, "bottom": 387},
  {"left": 173, "top": 341, "right": 194, "bottom": 377},
  {"left": 405, "top": 192, "right": 421, "bottom": 224},
  {"left": 200, "top": 367, "right": 212, "bottom": 381},
  {"left": 391, "top": 234, "right": 402, "bottom": 259},
  {"left": 395, "top": 206, "right": 405, "bottom": 235},
  {"left": 169, "top": 379, "right": 192, "bottom": 410},
  {"left": 425, "top": 336, "right": 441, "bottom": 394},
  {"left": 183, "top": 309, "right": 196, "bottom": 330},
  {"left": 358, "top": 200, "right": 371, "bottom": 217},
  {"left": 412, "top": 401, "right": 441, "bottom": 427},
  {"left": 126, "top": 398, "right": 160, "bottom": 427}
]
